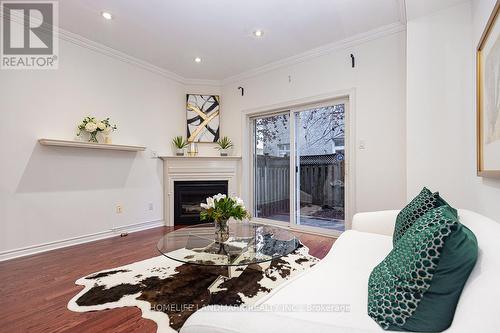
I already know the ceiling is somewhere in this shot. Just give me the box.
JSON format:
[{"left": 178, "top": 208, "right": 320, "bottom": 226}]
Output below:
[{"left": 58, "top": 0, "right": 405, "bottom": 81}]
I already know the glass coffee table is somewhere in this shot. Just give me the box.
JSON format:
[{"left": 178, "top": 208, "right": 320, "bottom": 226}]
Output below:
[{"left": 157, "top": 221, "right": 299, "bottom": 279}]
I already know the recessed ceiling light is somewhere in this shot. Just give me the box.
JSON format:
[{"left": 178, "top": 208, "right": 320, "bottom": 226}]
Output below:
[
  {"left": 101, "top": 11, "right": 113, "bottom": 20},
  {"left": 253, "top": 30, "right": 264, "bottom": 37},
  {"left": 194, "top": 57, "right": 202, "bottom": 63}
]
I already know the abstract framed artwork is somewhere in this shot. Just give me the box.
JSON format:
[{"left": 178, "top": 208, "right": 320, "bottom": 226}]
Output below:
[
  {"left": 186, "top": 94, "right": 220, "bottom": 143},
  {"left": 477, "top": 1, "right": 500, "bottom": 177}
]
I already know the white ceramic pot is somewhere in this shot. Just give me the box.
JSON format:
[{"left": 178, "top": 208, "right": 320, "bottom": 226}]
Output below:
[{"left": 219, "top": 148, "right": 231, "bottom": 156}]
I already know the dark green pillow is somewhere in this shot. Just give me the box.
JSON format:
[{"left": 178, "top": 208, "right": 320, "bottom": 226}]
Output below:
[
  {"left": 393, "top": 187, "right": 448, "bottom": 246},
  {"left": 368, "top": 205, "right": 478, "bottom": 332}
]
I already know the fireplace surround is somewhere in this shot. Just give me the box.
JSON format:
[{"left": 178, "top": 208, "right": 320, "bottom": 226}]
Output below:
[{"left": 160, "top": 155, "right": 241, "bottom": 226}]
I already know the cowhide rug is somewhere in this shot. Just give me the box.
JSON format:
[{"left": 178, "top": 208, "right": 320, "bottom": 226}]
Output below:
[{"left": 68, "top": 243, "right": 319, "bottom": 332}]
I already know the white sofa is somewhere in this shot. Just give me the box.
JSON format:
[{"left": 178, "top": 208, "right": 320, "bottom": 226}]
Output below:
[{"left": 181, "top": 209, "right": 500, "bottom": 333}]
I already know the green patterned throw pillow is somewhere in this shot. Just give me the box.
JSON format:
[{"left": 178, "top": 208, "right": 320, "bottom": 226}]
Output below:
[
  {"left": 368, "top": 205, "right": 478, "bottom": 332},
  {"left": 393, "top": 187, "right": 448, "bottom": 246}
]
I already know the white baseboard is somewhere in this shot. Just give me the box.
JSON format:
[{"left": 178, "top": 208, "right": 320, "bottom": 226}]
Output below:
[
  {"left": 0, "top": 220, "right": 165, "bottom": 262},
  {"left": 111, "top": 219, "right": 165, "bottom": 234}
]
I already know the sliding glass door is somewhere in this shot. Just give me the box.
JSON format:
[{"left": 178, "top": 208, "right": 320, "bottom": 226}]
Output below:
[
  {"left": 253, "top": 113, "right": 291, "bottom": 222},
  {"left": 294, "top": 104, "right": 345, "bottom": 232},
  {"left": 252, "top": 100, "right": 347, "bottom": 234}
]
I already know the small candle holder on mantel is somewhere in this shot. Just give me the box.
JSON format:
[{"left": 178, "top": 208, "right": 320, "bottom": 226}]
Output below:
[{"left": 103, "top": 133, "right": 113, "bottom": 144}]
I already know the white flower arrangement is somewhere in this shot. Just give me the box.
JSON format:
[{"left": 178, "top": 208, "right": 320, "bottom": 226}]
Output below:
[
  {"left": 77, "top": 116, "right": 117, "bottom": 143},
  {"left": 200, "top": 194, "right": 249, "bottom": 223}
]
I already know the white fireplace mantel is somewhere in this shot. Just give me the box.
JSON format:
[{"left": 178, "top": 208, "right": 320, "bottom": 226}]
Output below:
[{"left": 159, "top": 155, "right": 242, "bottom": 226}]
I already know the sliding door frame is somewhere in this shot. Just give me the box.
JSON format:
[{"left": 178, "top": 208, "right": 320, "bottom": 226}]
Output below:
[
  {"left": 249, "top": 109, "right": 292, "bottom": 228},
  {"left": 241, "top": 89, "right": 356, "bottom": 236}
]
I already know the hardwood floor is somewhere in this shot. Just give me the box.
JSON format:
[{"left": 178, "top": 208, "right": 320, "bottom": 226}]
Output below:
[{"left": 0, "top": 226, "right": 335, "bottom": 333}]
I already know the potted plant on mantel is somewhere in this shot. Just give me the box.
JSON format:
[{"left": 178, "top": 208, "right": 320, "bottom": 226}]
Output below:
[
  {"left": 200, "top": 194, "right": 250, "bottom": 242},
  {"left": 215, "top": 136, "right": 234, "bottom": 156},
  {"left": 172, "top": 136, "right": 189, "bottom": 156}
]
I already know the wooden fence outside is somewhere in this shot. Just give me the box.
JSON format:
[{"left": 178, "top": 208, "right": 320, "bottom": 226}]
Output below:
[
  {"left": 255, "top": 155, "right": 290, "bottom": 217},
  {"left": 255, "top": 154, "right": 344, "bottom": 218}
]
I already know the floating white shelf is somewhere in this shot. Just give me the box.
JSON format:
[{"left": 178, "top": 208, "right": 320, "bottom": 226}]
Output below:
[{"left": 38, "top": 138, "right": 146, "bottom": 152}]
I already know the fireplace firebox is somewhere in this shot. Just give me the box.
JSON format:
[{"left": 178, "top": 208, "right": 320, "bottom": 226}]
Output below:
[{"left": 174, "top": 180, "right": 228, "bottom": 225}]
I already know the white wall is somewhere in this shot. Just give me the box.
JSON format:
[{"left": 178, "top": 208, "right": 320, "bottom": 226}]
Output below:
[
  {"left": 0, "top": 38, "right": 191, "bottom": 255},
  {"left": 221, "top": 31, "right": 408, "bottom": 215},
  {"left": 406, "top": 0, "right": 500, "bottom": 222},
  {"left": 473, "top": 0, "right": 498, "bottom": 42}
]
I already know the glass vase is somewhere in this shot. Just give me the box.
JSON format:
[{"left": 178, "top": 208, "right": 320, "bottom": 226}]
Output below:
[
  {"left": 88, "top": 132, "right": 99, "bottom": 143},
  {"left": 187, "top": 142, "right": 198, "bottom": 157},
  {"left": 214, "top": 219, "right": 229, "bottom": 243}
]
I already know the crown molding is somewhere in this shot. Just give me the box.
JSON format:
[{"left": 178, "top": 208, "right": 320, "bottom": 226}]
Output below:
[
  {"left": 59, "top": 29, "right": 222, "bottom": 87},
  {"left": 60, "top": 29, "right": 222, "bottom": 86},
  {"left": 57, "top": 29, "right": 186, "bottom": 84},
  {"left": 4, "top": 8, "right": 406, "bottom": 87},
  {"left": 221, "top": 22, "right": 406, "bottom": 85},
  {"left": 59, "top": 28, "right": 221, "bottom": 87},
  {"left": 182, "top": 78, "right": 224, "bottom": 87},
  {"left": 3, "top": 9, "right": 222, "bottom": 86},
  {"left": 64, "top": 21, "right": 405, "bottom": 87}
]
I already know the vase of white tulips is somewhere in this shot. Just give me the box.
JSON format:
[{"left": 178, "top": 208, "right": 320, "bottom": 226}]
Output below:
[
  {"left": 77, "top": 116, "right": 117, "bottom": 143},
  {"left": 200, "top": 194, "right": 249, "bottom": 242}
]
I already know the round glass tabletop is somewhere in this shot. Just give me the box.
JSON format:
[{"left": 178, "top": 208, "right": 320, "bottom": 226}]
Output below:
[{"left": 157, "top": 221, "right": 299, "bottom": 267}]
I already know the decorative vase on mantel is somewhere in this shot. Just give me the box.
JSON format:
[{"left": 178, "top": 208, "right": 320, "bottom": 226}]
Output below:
[
  {"left": 187, "top": 142, "right": 198, "bottom": 157},
  {"left": 214, "top": 219, "right": 230, "bottom": 243}
]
